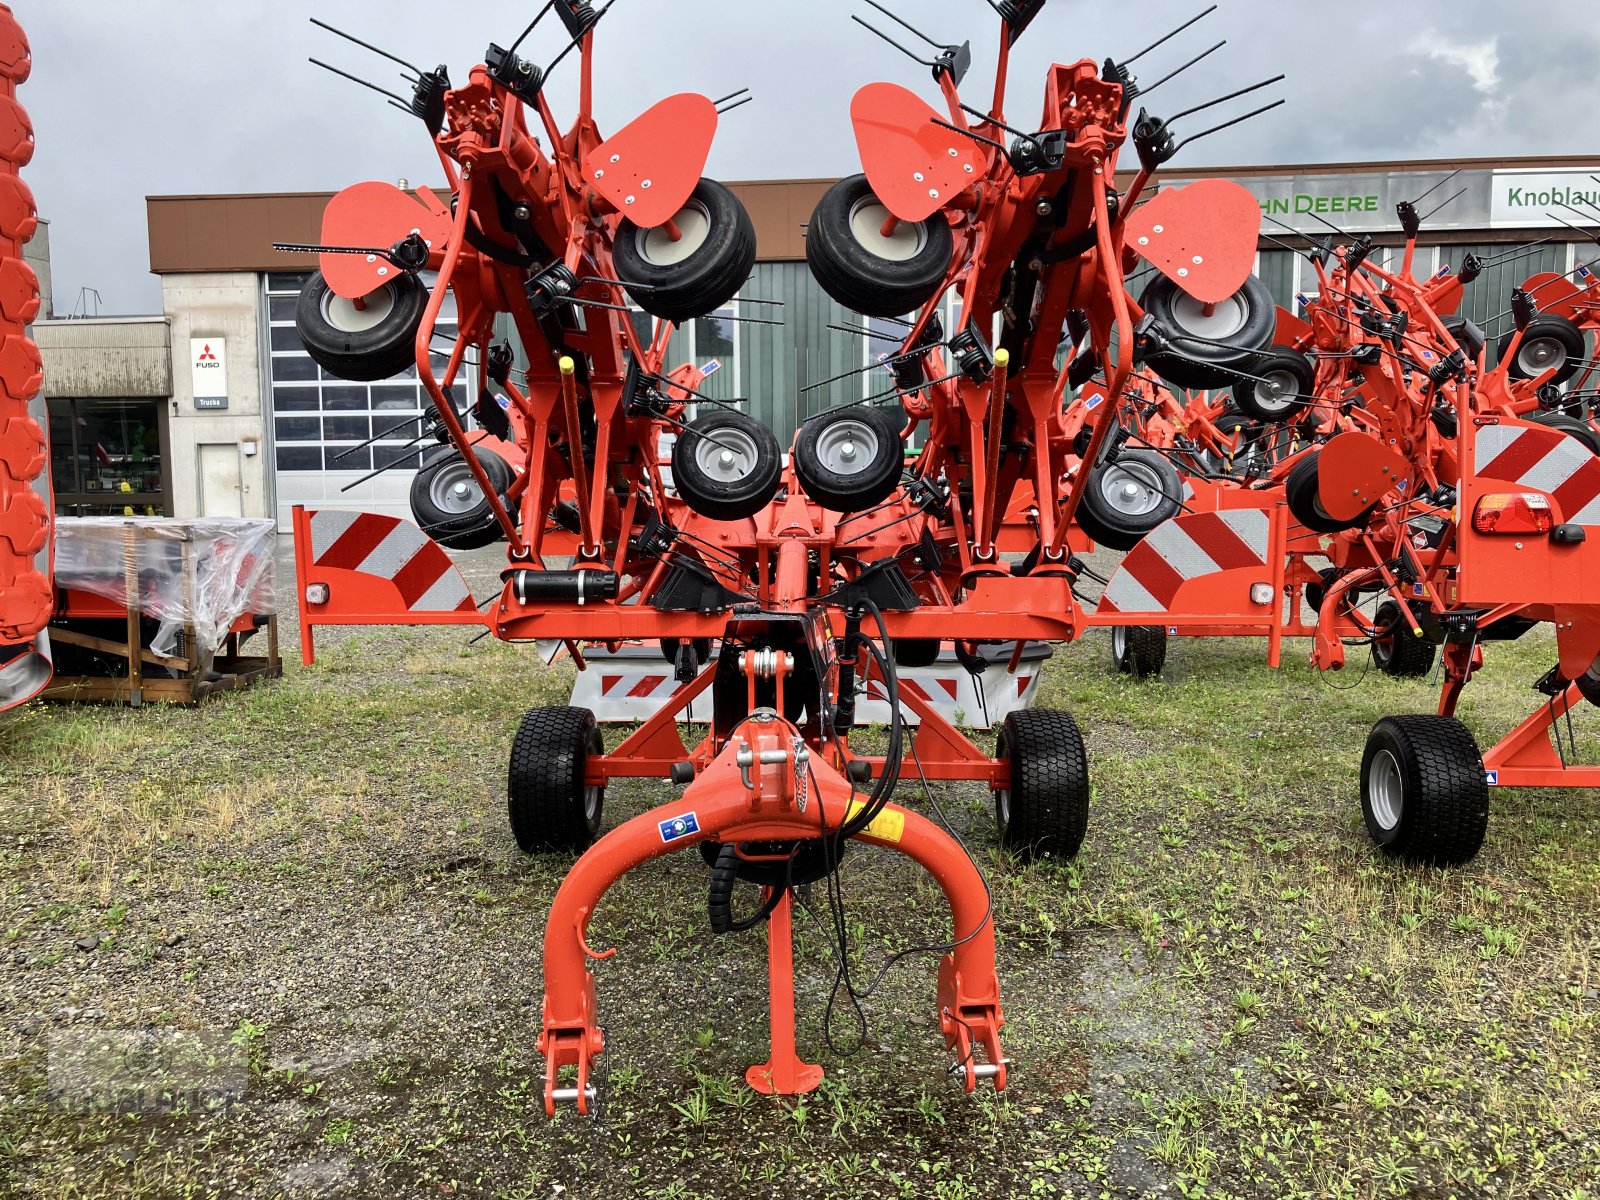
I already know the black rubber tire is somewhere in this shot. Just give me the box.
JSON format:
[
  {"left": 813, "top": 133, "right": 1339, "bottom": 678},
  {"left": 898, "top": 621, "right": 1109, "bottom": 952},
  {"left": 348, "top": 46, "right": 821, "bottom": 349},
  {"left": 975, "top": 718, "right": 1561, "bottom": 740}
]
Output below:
[
  {"left": 1576, "top": 657, "right": 1600, "bottom": 707},
  {"left": 892, "top": 638, "right": 942, "bottom": 669},
  {"left": 507, "top": 706, "right": 604, "bottom": 853},
  {"left": 294, "top": 270, "right": 427, "bottom": 383},
  {"left": 671, "top": 410, "right": 783, "bottom": 521},
  {"left": 1285, "top": 452, "right": 1373, "bottom": 534},
  {"left": 1442, "top": 315, "right": 1486, "bottom": 359},
  {"left": 1139, "top": 273, "right": 1276, "bottom": 390},
  {"left": 409, "top": 447, "right": 514, "bottom": 549},
  {"left": 1531, "top": 411, "right": 1600, "bottom": 455},
  {"left": 1111, "top": 625, "right": 1167, "bottom": 679},
  {"left": 1215, "top": 416, "right": 1269, "bottom": 478},
  {"left": 1074, "top": 449, "right": 1182, "bottom": 551},
  {"left": 1372, "top": 601, "right": 1436, "bottom": 678},
  {"left": 1231, "top": 346, "right": 1314, "bottom": 424},
  {"left": 995, "top": 709, "right": 1090, "bottom": 860},
  {"left": 793, "top": 405, "right": 905, "bottom": 512},
  {"left": 1497, "top": 315, "right": 1586, "bottom": 384},
  {"left": 613, "top": 178, "right": 756, "bottom": 323},
  {"left": 1360, "top": 715, "right": 1488, "bottom": 867},
  {"left": 806, "top": 174, "right": 953, "bottom": 318}
]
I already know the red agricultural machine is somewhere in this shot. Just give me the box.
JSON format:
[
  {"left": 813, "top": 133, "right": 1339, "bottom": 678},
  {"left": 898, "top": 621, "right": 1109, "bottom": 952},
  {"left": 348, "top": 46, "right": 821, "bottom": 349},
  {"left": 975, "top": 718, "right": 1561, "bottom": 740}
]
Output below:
[
  {"left": 0, "top": 3, "right": 49, "bottom": 713},
  {"left": 288, "top": 0, "right": 1295, "bottom": 1110}
]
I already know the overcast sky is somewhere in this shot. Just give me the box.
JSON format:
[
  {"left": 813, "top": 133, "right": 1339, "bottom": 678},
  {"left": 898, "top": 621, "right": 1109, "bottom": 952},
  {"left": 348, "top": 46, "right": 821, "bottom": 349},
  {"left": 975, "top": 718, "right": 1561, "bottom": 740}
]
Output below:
[{"left": 20, "top": 0, "right": 1600, "bottom": 314}]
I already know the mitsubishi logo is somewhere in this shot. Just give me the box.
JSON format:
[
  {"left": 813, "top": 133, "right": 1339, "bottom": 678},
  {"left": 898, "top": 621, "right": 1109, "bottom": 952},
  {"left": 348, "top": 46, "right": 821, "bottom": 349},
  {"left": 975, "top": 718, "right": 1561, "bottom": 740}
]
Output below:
[{"left": 198, "top": 345, "right": 218, "bottom": 362}]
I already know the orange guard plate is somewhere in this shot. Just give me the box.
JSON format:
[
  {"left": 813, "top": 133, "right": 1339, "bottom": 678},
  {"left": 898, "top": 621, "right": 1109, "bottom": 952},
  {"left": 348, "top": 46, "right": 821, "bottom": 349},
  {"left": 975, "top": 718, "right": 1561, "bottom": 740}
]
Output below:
[
  {"left": 1520, "top": 271, "right": 1585, "bottom": 321},
  {"left": 584, "top": 94, "right": 718, "bottom": 229},
  {"left": 850, "top": 82, "right": 980, "bottom": 224},
  {"left": 1124, "top": 179, "right": 1261, "bottom": 305},
  {"left": 1317, "top": 431, "right": 1410, "bottom": 521},
  {"left": 320, "top": 182, "right": 451, "bottom": 300}
]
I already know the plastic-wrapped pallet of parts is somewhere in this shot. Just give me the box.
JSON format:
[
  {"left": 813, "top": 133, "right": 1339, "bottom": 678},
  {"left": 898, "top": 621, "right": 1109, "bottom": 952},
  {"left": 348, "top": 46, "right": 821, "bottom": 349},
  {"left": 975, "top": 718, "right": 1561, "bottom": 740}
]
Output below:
[{"left": 0, "top": 4, "right": 49, "bottom": 712}]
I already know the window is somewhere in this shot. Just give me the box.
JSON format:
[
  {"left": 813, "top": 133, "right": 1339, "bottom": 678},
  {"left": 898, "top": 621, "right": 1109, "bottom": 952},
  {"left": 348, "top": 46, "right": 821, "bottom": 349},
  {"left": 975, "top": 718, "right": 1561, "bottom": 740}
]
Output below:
[{"left": 48, "top": 397, "right": 168, "bottom": 516}]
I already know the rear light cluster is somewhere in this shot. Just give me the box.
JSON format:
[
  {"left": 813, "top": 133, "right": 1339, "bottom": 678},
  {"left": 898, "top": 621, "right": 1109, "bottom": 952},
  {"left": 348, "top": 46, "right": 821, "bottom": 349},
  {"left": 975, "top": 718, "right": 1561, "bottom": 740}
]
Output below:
[{"left": 1472, "top": 493, "right": 1555, "bottom": 536}]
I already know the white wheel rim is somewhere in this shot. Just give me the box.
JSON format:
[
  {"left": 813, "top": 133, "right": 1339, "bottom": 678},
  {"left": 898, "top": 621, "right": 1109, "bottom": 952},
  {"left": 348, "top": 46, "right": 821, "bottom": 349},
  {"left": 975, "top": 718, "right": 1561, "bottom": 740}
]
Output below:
[
  {"left": 848, "top": 197, "right": 926, "bottom": 263},
  {"left": 637, "top": 200, "right": 712, "bottom": 267},
  {"left": 1170, "top": 290, "right": 1250, "bottom": 341},
  {"left": 813, "top": 417, "right": 882, "bottom": 477},
  {"left": 1097, "top": 460, "right": 1167, "bottom": 519},
  {"left": 428, "top": 459, "right": 485, "bottom": 515},
  {"left": 1368, "top": 748, "right": 1404, "bottom": 832},
  {"left": 694, "top": 426, "right": 762, "bottom": 484},
  {"left": 1254, "top": 369, "right": 1301, "bottom": 414},
  {"left": 1519, "top": 337, "right": 1566, "bottom": 376},
  {"left": 1112, "top": 627, "right": 1127, "bottom": 659},
  {"left": 321, "top": 282, "right": 397, "bottom": 334}
]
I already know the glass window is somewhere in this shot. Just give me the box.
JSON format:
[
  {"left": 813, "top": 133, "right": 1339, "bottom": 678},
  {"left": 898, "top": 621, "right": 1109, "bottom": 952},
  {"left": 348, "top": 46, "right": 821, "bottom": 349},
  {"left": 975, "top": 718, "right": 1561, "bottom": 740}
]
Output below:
[
  {"left": 275, "top": 416, "right": 322, "bottom": 442},
  {"left": 272, "top": 388, "right": 320, "bottom": 413},
  {"left": 48, "top": 397, "right": 167, "bottom": 516},
  {"left": 268, "top": 296, "right": 298, "bottom": 323},
  {"left": 324, "top": 415, "right": 372, "bottom": 442},
  {"left": 270, "top": 325, "right": 305, "bottom": 353},
  {"left": 329, "top": 446, "right": 371, "bottom": 471},
  {"left": 272, "top": 355, "right": 319, "bottom": 382},
  {"left": 275, "top": 445, "right": 322, "bottom": 472},
  {"left": 321, "top": 385, "right": 369, "bottom": 412}
]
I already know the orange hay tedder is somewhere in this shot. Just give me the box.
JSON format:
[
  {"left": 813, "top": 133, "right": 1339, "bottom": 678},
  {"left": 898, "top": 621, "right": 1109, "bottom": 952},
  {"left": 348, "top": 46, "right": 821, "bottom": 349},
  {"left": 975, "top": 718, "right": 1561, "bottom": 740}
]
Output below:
[{"left": 286, "top": 0, "right": 1293, "bottom": 1111}]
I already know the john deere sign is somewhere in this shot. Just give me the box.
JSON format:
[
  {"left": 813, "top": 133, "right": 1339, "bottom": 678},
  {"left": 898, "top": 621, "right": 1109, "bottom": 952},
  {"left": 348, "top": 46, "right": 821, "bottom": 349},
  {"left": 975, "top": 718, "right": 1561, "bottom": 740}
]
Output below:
[{"left": 1161, "top": 167, "right": 1600, "bottom": 236}]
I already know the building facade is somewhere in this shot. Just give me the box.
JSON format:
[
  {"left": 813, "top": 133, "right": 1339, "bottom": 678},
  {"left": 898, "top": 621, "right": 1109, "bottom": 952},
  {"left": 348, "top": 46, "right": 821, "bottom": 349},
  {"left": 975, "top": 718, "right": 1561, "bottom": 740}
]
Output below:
[{"left": 103, "top": 155, "right": 1600, "bottom": 529}]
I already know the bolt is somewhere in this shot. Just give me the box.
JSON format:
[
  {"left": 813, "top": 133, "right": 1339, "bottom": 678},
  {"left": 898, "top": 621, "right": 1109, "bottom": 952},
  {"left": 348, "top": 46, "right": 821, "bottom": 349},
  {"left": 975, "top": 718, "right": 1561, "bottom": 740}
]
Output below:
[
  {"left": 1178, "top": 268, "right": 1189, "bottom": 277},
  {"left": 625, "top": 196, "right": 636, "bottom": 205},
  {"left": 949, "top": 147, "right": 959, "bottom": 157},
  {"left": 453, "top": 482, "right": 471, "bottom": 499},
  {"left": 720, "top": 450, "right": 736, "bottom": 467},
  {"left": 930, "top": 189, "right": 940, "bottom": 199},
  {"left": 1138, "top": 236, "right": 1149, "bottom": 247},
  {"left": 611, "top": 154, "right": 621, "bottom": 163},
  {"left": 1192, "top": 255, "right": 1203, "bottom": 265},
  {"left": 378, "top": 267, "right": 389, "bottom": 276},
  {"left": 1036, "top": 201, "right": 1053, "bottom": 216},
  {"left": 595, "top": 169, "right": 605, "bottom": 179},
  {"left": 1153, "top": 224, "right": 1165, "bottom": 234},
  {"left": 642, "top": 179, "right": 652, "bottom": 189},
  {"left": 964, "top": 164, "right": 975, "bottom": 173},
  {"left": 366, "top": 254, "right": 378, "bottom": 263},
  {"left": 914, "top": 172, "right": 925, "bottom": 182},
  {"left": 1121, "top": 482, "right": 1141, "bottom": 501},
  {"left": 514, "top": 204, "right": 532, "bottom": 220}
]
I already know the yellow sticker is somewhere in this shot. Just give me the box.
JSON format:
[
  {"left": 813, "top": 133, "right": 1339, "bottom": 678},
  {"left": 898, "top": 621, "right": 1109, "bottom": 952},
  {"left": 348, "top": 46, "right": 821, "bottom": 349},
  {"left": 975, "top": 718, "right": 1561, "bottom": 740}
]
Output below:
[{"left": 846, "top": 800, "right": 905, "bottom": 844}]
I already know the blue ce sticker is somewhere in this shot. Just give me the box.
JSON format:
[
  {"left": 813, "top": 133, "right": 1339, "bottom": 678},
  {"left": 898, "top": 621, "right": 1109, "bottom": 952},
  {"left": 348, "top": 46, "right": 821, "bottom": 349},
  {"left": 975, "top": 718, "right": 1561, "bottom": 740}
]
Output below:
[
  {"left": 1485, "top": 771, "right": 1500, "bottom": 787},
  {"left": 659, "top": 812, "right": 700, "bottom": 844}
]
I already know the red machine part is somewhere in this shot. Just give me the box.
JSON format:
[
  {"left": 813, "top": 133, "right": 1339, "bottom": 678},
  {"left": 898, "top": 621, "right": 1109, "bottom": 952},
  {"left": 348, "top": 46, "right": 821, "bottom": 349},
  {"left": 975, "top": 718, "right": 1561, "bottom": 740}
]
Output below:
[
  {"left": 0, "top": 1, "right": 51, "bottom": 711},
  {"left": 1122, "top": 179, "right": 1260, "bottom": 304}
]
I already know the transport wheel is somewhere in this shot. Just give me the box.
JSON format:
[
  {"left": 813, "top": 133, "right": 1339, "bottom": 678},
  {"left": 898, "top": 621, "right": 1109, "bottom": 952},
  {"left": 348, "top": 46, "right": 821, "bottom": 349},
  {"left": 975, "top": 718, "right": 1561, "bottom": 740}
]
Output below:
[
  {"left": 1575, "top": 657, "right": 1600, "bottom": 707},
  {"left": 1531, "top": 411, "right": 1600, "bottom": 455},
  {"left": 508, "top": 706, "right": 605, "bottom": 853},
  {"left": 1138, "top": 273, "right": 1275, "bottom": 389},
  {"left": 1285, "top": 452, "right": 1374, "bottom": 534},
  {"left": 409, "top": 447, "right": 514, "bottom": 549},
  {"left": 671, "top": 410, "right": 783, "bottom": 522},
  {"left": 295, "top": 270, "right": 427, "bottom": 382},
  {"left": 1497, "top": 315, "right": 1586, "bottom": 384},
  {"left": 806, "top": 174, "right": 953, "bottom": 318},
  {"left": 995, "top": 709, "right": 1090, "bottom": 859},
  {"left": 1074, "top": 449, "right": 1182, "bottom": 551},
  {"left": 793, "top": 406, "right": 905, "bottom": 512},
  {"left": 1360, "top": 715, "right": 1488, "bottom": 867},
  {"left": 892, "top": 638, "right": 942, "bottom": 668},
  {"left": 1371, "top": 601, "right": 1436, "bottom": 678},
  {"left": 614, "top": 179, "right": 756, "bottom": 322},
  {"left": 1111, "top": 625, "right": 1167, "bottom": 679},
  {"left": 1231, "top": 345, "right": 1314, "bottom": 423}
]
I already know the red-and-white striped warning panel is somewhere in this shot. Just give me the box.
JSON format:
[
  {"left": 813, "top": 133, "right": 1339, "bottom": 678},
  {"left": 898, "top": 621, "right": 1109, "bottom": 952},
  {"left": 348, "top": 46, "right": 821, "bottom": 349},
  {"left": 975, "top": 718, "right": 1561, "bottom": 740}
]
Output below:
[
  {"left": 1476, "top": 423, "right": 1600, "bottom": 524},
  {"left": 1098, "top": 509, "right": 1271, "bottom": 616},
  {"left": 308, "top": 510, "right": 475, "bottom": 613}
]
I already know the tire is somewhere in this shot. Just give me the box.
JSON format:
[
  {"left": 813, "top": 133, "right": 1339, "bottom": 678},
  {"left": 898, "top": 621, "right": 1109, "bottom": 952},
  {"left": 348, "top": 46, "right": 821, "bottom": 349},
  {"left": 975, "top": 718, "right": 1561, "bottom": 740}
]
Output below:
[
  {"left": 1231, "top": 346, "right": 1314, "bottom": 423},
  {"left": 1360, "top": 715, "right": 1488, "bottom": 867},
  {"left": 613, "top": 178, "right": 756, "bottom": 323},
  {"left": 1111, "top": 625, "right": 1166, "bottom": 679},
  {"left": 507, "top": 707, "right": 605, "bottom": 853},
  {"left": 409, "top": 447, "right": 514, "bottom": 549},
  {"left": 1074, "top": 449, "right": 1182, "bottom": 551},
  {"left": 892, "top": 638, "right": 942, "bottom": 668},
  {"left": 1576, "top": 656, "right": 1600, "bottom": 707},
  {"left": 994, "top": 709, "right": 1090, "bottom": 860},
  {"left": 1215, "top": 416, "right": 1269, "bottom": 478},
  {"left": 806, "top": 174, "right": 953, "bottom": 318},
  {"left": 671, "top": 410, "right": 783, "bottom": 522},
  {"left": 793, "top": 406, "right": 904, "bottom": 512},
  {"left": 1372, "top": 601, "right": 1436, "bottom": 678},
  {"left": 1497, "top": 315, "right": 1586, "bottom": 384},
  {"left": 1285, "top": 452, "right": 1373, "bottom": 534},
  {"left": 1139, "top": 273, "right": 1276, "bottom": 389},
  {"left": 294, "top": 270, "right": 427, "bottom": 383},
  {"left": 1531, "top": 411, "right": 1600, "bottom": 455}
]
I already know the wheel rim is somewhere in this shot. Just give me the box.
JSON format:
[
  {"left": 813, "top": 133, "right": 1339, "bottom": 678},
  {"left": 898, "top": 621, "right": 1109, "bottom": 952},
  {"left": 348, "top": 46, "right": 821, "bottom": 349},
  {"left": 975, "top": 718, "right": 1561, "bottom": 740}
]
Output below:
[
  {"left": 1253, "top": 368, "right": 1302, "bottom": 414},
  {"left": 320, "top": 281, "right": 397, "bottom": 334},
  {"left": 692, "top": 425, "right": 763, "bottom": 486},
  {"left": 1169, "top": 289, "right": 1250, "bottom": 341},
  {"left": 1518, "top": 336, "right": 1567, "bottom": 376},
  {"left": 1112, "top": 627, "right": 1127, "bottom": 661},
  {"left": 812, "top": 417, "right": 883, "bottom": 478},
  {"left": 636, "top": 200, "right": 712, "bottom": 267},
  {"left": 848, "top": 196, "right": 927, "bottom": 263},
  {"left": 428, "top": 458, "right": 486, "bottom": 515},
  {"left": 994, "top": 731, "right": 1011, "bottom": 832},
  {"left": 1368, "top": 748, "right": 1404, "bottom": 832},
  {"left": 1096, "top": 459, "right": 1168, "bottom": 520}
]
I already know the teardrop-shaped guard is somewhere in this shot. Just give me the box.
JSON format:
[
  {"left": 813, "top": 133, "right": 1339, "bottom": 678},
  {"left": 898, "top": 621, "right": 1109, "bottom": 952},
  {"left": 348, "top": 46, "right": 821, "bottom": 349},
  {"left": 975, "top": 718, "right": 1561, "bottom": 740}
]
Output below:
[
  {"left": 850, "top": 82, "right": 980, "bottom": 224},
  {"left": 1124, "top": 178, "right": 1261, "bottom": 305},
  {"left": 1518, "top": 270, "right": 1585, "bottom": 321},
  {"left": 320, "top": 182, "right": 451, "bottom": 300},
  {"left": 1317, "top": 431, "right": 1409, "bottom": 522},
  {"left": 583, "top": 94, "right": 718, "bottom": 229}
]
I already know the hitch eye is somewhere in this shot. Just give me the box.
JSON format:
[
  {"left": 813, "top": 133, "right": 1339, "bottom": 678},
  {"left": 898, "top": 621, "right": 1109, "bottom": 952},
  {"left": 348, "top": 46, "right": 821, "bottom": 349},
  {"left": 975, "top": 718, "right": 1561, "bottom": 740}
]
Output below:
[
  {"left": 305, "top": 583, "right": 331, "bottom": 606},
  {"left": 1472, "top": 493, "right": 1555, "bottom": 536}
]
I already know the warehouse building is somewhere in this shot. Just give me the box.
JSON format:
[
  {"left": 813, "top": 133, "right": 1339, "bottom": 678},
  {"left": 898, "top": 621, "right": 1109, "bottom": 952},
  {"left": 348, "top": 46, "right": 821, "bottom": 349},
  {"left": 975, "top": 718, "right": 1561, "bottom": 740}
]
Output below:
[{"left": 40, "top": 154, "right": 1600, "bottom": 529}]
